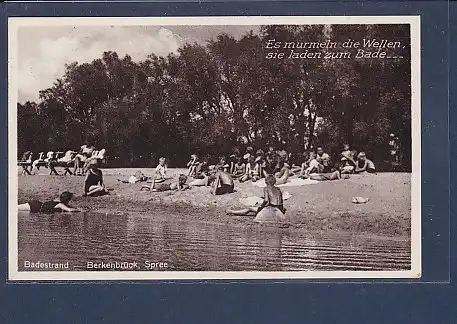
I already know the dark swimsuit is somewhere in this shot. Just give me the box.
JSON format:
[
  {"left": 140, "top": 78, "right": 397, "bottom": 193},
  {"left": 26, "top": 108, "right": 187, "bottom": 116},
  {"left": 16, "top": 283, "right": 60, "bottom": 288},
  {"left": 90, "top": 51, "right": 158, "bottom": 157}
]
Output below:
[
  {"left": 28, "top": 200, "right": 61, "bottom": 214},
  {"left": 215, "top": 183, "right": 234, "bottom": 195},
  {"left": 84, "top": 170, "right": 102, "bottom": 193}
]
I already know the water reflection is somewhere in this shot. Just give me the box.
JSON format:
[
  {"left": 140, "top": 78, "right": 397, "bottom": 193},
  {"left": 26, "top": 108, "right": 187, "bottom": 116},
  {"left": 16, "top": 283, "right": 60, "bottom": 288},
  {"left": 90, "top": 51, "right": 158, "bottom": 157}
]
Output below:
[{"left": 18, "top": 211, "right": 411, "bottom": 271}]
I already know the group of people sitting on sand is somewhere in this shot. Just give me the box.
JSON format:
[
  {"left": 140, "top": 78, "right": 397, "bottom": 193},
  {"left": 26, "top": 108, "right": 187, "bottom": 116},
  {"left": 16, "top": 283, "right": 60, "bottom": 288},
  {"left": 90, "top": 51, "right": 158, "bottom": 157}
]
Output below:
[
  {"left": 184, "top": 143, "right": 376, "bottom": 185},
  {"left": 18, "top": 154, "right": 110, "bottom": 214},
  {"left": 19, "top": 143, "right": 376, "bottom": 223},
  {"left": 19, "top": 145, "right": 106, "bottom": 176}
]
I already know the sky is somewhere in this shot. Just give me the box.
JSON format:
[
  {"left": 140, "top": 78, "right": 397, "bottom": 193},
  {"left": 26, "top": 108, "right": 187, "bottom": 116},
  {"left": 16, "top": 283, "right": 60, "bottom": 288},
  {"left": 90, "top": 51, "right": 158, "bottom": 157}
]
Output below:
[{"left": 16, "top": 25, "right": 258, "bottom": 103}]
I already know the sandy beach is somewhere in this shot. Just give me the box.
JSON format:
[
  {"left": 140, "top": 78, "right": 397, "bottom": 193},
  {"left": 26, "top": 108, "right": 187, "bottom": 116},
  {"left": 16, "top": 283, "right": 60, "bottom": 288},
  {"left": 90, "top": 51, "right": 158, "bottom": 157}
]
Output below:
[{"left": 17, "top": 168, "right": 411, "bottom": 238}]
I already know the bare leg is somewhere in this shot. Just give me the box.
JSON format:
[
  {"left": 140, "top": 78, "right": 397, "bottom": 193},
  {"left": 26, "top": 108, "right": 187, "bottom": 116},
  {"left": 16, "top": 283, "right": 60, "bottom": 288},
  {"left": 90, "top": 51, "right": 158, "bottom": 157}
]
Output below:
[
  {"left": 189, "top": 176, "right": 208, "bottom": 187},
  {"left": 239, "top": 174, "right": 249, "bottom": 183},
  {"left": 226, "top": 206, "right": 258, "bottom": 216},
  {"left": 86, "top": 185, "right": 106, "bottom": 196},
  {"left": 73, "top": 157, "right": 80, "bottom": 175},
  {"left": 18, "top": 203, "right": 31, "bottom": 211}
]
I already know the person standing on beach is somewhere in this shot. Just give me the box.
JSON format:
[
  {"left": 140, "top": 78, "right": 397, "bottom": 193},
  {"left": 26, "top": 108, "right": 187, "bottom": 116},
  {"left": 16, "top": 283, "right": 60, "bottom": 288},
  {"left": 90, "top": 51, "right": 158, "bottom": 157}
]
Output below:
[{"left": 211, "top": 166, "right": 234, "bottom": 195}]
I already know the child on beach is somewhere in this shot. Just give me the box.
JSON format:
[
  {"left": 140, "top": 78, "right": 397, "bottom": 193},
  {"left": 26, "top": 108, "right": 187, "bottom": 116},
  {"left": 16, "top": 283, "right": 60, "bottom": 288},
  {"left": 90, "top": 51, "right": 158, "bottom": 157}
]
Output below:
[
  {"left": 227, "top": 174, "right": 286, "bottom": 217},
  {"left": 187, "top": 154, "right": 198, "bottom": 177},
  {"left": 211, "top": 166, "right": 235, "bottom": 195},
  {"left": 18, "top": 191, "right": 82, "bottom": 213},
  {"left": 232, "top": 158, "right": 246, "bottom": 179},
  {"left": 274, "top": 159, "right": 290, "bottom": 185},
  {"left": 154, "top": 157, "right": 168, "bottom": 182},
  {"left": 239, "top": 156, "right": 261, "bottom": 182},
  {"left": 355, "top": 152, "right": 376, "bottom": 174},
  {"left": 141, "top": 174, "right": 189, "bottom": 192}
]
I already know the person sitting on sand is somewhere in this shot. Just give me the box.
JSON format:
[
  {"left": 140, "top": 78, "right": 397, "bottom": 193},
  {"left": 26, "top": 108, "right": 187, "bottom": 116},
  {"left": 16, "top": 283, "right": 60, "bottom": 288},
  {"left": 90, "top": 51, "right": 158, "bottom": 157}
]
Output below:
[
  {"left": 275, "top": 159, "right": 290, "bottom": 185},
  {"left": 82, "top": 148, "right": 106, "bottom": 174},
  {"left": 118, "top": 170, "right": 149, "bottom": 184},
  {"left": 316, "top": 147, "right": 331, "bottom": 173},
  {"left": 187, "top": 154, "right": 198, "bottom": 177},
  {"left": 154, "top": 157, "right": 168, "bottom": 182},
  {"left": 193, "top": 157, "right": 209, "bottom": 179},
  {"left": 262, "top": 152, "right": 277, "bottom": 178},
  {"left": 307, "top": 170, "right": 349, "bottom": 181},
  {"left": 18, "top": 191, "right": 82, "bottom": 213},
  {"left": 228, "top": 150, "right": 239, "bottom": 175},
  {"left": 141, "top": 174, "right": 189, "bottom": 192},
  {"left": 232, "top": 157, "right": 246, "bottom": 179},
  {"left": 227, "top": 174, "right": 286, "bottom": 216},
  {"left": 294, "top": 152, "right": 309, "bottom": 176},
  {"left": 211, "top": 166, "right": 234, "bottom": 195},
  {"left": 300, "top": 151, "right": 324, "bottom": 178},
  {"left": 243, "top": 146, "right": 254, "bottom": 162},
  {"left": 340, "top": 156, "right": 355, "bottom": 174},
  {"left": 189, "top": 165, "right": 216, "bottom": 187},
  {"left": 83, "top": 159, "right": 109, "bottom": 197},
  {"left": 47, "top": 152, "right": 59, "bottom": 175},
  {"left": 354, "top": 152, "right": 376, "bottom": 174},
  {"left": 240, "top": 156, "right": 260, "bottom": 183}
]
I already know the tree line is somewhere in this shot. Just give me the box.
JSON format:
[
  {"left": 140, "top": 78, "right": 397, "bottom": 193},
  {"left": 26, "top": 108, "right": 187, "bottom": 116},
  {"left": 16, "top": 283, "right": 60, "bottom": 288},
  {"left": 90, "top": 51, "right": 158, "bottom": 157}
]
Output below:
[{"left": 18, "top": 24, "right": 411, "bottom": 170}]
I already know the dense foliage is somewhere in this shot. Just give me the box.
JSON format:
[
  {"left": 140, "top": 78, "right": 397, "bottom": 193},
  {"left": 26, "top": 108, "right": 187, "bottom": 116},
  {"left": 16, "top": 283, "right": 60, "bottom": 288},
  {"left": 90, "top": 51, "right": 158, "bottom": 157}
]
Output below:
[{"left": 18, "top": 24, "right": 411, "bottom": 169}]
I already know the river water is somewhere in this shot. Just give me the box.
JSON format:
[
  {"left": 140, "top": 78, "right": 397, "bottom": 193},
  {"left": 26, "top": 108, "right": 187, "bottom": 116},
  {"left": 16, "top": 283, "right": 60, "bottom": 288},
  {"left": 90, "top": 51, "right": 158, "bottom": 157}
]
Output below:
[{"left": 18, "top": 211, "right": 411, "bottom": 272}]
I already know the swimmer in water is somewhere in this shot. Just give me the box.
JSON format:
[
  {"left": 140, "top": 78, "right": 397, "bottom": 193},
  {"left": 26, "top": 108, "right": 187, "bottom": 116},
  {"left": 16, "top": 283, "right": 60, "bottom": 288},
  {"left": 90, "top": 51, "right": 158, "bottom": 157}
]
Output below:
[{"left": 18, "top": 191, "right": 82, "bottom": 213}]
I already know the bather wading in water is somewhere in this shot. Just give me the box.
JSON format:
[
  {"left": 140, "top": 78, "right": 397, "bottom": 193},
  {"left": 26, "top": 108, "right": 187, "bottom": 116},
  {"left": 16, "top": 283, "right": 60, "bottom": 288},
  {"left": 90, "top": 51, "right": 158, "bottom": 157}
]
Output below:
[
  {"left": 18, "top": 191, "right": 82, "bottom": 213},
  {"left": 227, "top": 175, "right": 288, "bottom": 224}
]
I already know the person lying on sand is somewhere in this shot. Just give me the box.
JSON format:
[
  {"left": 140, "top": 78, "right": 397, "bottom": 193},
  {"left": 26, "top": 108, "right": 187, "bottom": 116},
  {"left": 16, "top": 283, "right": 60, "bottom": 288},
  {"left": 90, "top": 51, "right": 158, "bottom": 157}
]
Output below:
[
  {"left": 140, "top": 174, "right": 189, "bottom": 192},
  {"left": 354, "top": 152, "right": 376, "bottom": 174},
  {"left": 227, "top": 175, "right": 286, "bottom": 216},
  {"left": 340, "top": 156, "right": 355, "bottom": 174},
  {"left": 274, "top": 160, "right": 290, "bottom": 185},
  {"left": 118, "top": 170, "right": 149, "bottom": 184},
  {"left": 211, "top": 166, "right": 234, "bottom": 195},
  {"left": 83, "top": 159, "right": 109, "bottom": 197},
  {"left": 18, "top": 191, "right": 82, "bottom": 213}
]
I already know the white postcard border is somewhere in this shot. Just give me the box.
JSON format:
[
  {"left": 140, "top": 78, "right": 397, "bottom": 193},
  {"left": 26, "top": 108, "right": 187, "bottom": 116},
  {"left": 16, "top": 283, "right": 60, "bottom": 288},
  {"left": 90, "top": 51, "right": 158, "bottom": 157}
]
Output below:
[{"left": 8, "top": 15, "right": 421, "bottom": 281}]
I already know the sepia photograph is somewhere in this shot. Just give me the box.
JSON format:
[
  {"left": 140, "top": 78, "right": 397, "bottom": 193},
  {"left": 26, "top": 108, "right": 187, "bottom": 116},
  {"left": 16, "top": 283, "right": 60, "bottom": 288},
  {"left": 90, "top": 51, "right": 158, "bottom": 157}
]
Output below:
[{"left": 8, "top": 16, "right": 420, "bottom": 280}]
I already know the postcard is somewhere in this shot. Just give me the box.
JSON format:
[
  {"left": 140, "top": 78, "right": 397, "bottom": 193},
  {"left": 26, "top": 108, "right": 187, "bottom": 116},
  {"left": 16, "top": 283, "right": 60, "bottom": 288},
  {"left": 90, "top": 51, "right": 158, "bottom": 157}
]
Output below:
[{"left": 8, "top": 16, "right": 420, "bottom": 280}]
